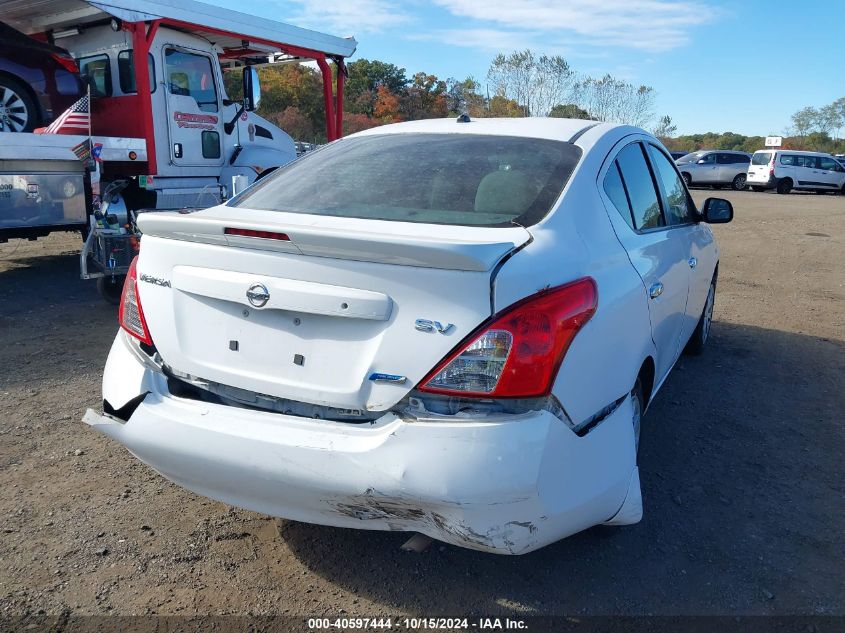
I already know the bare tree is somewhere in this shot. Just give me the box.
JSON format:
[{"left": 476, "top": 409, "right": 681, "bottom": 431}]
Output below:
[
  {"left": 487, "top": 50, "right": 578, "bottom": 116},
  {"left": 488, "top": 49, "right": 656, "bottom": 125},
  {"left": 653, "top": 115, "right": 677, "bottom": 139},
  {"left": 532, "top": 55, "right": 578, "bottom": 117},
  {"left": 579, "top": 75, "right": 654, "bottom": 126}
]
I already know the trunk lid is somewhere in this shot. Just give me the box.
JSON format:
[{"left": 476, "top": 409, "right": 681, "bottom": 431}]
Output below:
[{"left": 135, "top": 208, "right": 531, "bottom": 411}]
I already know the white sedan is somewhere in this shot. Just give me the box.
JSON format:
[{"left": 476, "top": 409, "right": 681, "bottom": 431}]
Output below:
[{"left": 84, "top": 117, "right": 733, "bottom": 554}]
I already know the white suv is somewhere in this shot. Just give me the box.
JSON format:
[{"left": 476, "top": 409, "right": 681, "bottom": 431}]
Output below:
[{"left": 747, "top": 149, "right": 845, "bottom": 194}]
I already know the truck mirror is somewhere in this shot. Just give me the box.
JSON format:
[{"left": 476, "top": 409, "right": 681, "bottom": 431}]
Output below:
[{"left": 243, "top": 67, "right": 261, "bottom": 112}]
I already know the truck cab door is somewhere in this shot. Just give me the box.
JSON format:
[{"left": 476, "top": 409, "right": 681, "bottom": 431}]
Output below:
[{"left": 161, "top": 46, "right": 224, "bottom": 167}]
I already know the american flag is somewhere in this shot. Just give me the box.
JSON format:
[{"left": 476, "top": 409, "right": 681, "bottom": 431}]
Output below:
[{"left": 41, "top": 94, "right": 90, "bottom": 135}]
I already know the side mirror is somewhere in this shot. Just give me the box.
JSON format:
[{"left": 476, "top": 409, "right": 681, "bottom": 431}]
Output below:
[
  {"left": 702, "top": 197, "right": 733, "bottom": 224},
  {"left": 697, "top": 158, "right": 707, "bottom": 164},
  {"left": 243, "top": 66, "right": 261, "bottom": 112}
]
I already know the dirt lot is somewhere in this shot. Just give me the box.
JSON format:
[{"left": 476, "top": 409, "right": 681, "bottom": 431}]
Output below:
[{"left": 1, "top": 190, "right": 843, "bottom": 621}]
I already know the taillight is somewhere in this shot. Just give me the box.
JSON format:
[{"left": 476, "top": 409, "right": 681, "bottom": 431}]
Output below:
[
  {"left": 418, "top": 277, "right": 597, "bottom": 399},
  {"left": 50, "top": 53, "right": 79, "bottom": 74},
  {"left": 119, "top": 257, "right": 154, "bottom": 346}
]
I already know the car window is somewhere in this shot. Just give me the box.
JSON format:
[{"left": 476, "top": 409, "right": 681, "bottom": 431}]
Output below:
[
  {"left": 648, "top": 145, "right": 694, "bottom": 226},
  {"left": 734, "top": 154, "right": 750, "bottom": 164},
  {"left": 779, "top": 154, "right": 795, "bottom": 166},
  {"left": 698, "top": 153, "right": 716, "bottom": 165},
  {"left": 78, "top": 55, "right": 112, "bottom": 97},
  {"left": 118, "top": 51, "right": 156, "bottom": 94},
  {"left": 615, "top": 143, "right": 664, "bottom": 230},
  {"left": 752, "top": 152, "right": 772, "bottom": 165},
  {"left": 716, "top": 153, "right": 734, "bottom": 165},
  {"left": 676, "top": 153, "right": 700, "bottom": 164},
  {"left": 819, "top": 157, "right": 839, "bottom": 171},
  {"left": 232, "top": 134, "right": 583, "bottom": 227},
  {"left": 164, "top": 48, "right": 218, "bottom": 112},
  {"left": 603, "top": 162, "right": 635, "bottom": 230},
  {"left": 798, "top": 155, "right": 819, "bottom": 169}
]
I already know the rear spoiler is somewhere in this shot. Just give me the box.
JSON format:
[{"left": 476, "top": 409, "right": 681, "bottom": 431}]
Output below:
[{"left": 136, "top": 212, "right": 532, "bottom": 272}]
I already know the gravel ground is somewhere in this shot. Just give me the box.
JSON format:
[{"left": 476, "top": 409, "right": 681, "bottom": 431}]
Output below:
[{"left": 1, "top": 190, "right": 843, "bottom": 621}]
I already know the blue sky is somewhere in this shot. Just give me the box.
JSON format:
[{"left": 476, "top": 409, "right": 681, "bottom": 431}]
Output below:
[{"left": 207, "top": 0, "right": 844, "bottom": 136}]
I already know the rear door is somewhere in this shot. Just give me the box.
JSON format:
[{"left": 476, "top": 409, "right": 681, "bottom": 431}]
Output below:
[
  {"left": 600, "top": 140, "right": 690, "bottom": 381},
  {"left": 161, "top": 46, "right": 224, "bottom": 167}
]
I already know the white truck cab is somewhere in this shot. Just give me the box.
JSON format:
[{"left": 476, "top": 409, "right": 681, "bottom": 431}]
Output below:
[
  {"left": 1, "top": 0, "right": 355, "bottom": 300},
  {"left": 61, "top": 24, "right": 295, "bottom": 209}
]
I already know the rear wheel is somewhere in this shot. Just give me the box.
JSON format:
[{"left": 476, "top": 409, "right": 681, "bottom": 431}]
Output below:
[
  {"left": 732, "top": 173, "right": 747, "bottom": 190},
  {"left": 776, "top": 178, "right": 792, "bottom": 195},
  {"left": 97, "top": 276, "right": 125, "bottom": 306},
  {"left": 685, "top": 277, "right": 716, "bottom": 355},
  {"left": 0, "top": 76, "right": 37, "bottom": 133}
]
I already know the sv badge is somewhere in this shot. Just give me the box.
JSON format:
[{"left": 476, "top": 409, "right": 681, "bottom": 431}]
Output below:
[{"left": 415, "top": 319, "right": 454, "bottom": 334}]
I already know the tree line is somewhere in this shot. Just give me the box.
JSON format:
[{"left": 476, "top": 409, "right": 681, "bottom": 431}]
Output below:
[
  {"left": 225, "top": 50, "right": 661, "bottom": 142},
  {"left": 225, "top": 55, "right": 845, "bottom": 156},
  {"left": 658, "top": 97, "right": 845, "bottom": 156}
]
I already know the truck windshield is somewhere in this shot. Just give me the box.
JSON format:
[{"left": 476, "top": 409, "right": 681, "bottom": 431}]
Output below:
[{"left": 230, "top": 133, "right": 582, "bottom": 227}]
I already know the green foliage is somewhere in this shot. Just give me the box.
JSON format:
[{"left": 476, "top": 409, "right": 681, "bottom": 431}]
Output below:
[
  {"left": 549, "top": 104, "right": 591, "bottom": 119},
  {"left": 345, "top": 58, "right": 408, "bottom": 115}
]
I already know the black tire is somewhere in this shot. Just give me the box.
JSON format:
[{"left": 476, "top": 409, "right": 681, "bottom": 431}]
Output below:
[
  {"left": 731, "top": 173, "right": 747, "bottom": 191},
  {"left": 682, "top": 172, "right": 692, "bottom": 187},
  {"left": 751, "top": 186, "right": 764, "bottom": 192},
  {"left": 0, "top": 76, "right": 38, "bottom": 133},
  {"left": 631, "top": 378, "right": 644, "bottom": 455},
  {"left": 776, "top": 178, "right": 792, "bottom": 195},
  {"left": 97, "top": 275, "right": 125, "bottom": 306},
  {"left": 685, "top": 276, "right": 716, "bottom": 356}
]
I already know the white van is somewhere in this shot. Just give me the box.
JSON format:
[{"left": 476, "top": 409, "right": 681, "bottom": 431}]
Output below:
[{"left": 747, "top": 149, "right": 845, "bottom": 194}]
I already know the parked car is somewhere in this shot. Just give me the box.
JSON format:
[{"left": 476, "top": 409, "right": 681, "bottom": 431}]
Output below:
[
  {"left": 669, "top": 151, "right": 687, "bottom": 160},
  {"left": 0, "top": 22, "right": 84, "bottom": 132},
  {"left": 675, "top": 150, "right": 752, "bottom": 190},
  {"left": 84, "top": 118, "right": 733, "bottom": 555},
  {"left": 747, "top": 149, "right": 845, "bottom": 194}
]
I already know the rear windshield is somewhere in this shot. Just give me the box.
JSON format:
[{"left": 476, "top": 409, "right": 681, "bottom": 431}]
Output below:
[
  {"left": 751, "top": 152, "right": 773, "bottom": 165},
  {"left": 230, "top": 133, "right": 582, "bottom": 227}
]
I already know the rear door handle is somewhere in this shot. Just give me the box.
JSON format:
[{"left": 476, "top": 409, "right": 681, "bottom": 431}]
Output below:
[
  {"left": 688, "top": 256, "right": 697, "bottom": 269},
  {"left": 649, "top": 282, "right": 664, "bottom": 299}
]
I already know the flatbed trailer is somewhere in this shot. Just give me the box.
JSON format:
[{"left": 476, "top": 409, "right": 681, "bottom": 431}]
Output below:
[
  {"left": 0, "top": 132, "right": 145, "bottom": 241},
  {"left": 0, "top": 0, "right": 356, "bottom": 301}
]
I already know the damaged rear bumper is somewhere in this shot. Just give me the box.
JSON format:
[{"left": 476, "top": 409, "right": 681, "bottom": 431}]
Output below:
[{"left": 84, "top": 333, "right": 639, "bottom": 554}]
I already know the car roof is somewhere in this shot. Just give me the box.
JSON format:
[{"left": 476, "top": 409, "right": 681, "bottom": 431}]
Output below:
[
  {"left": 769, "top": 149, "right": 832, "bottom": 156},
  {"left": 349, "top": 117, "right": 622, "bottom": 147}
]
